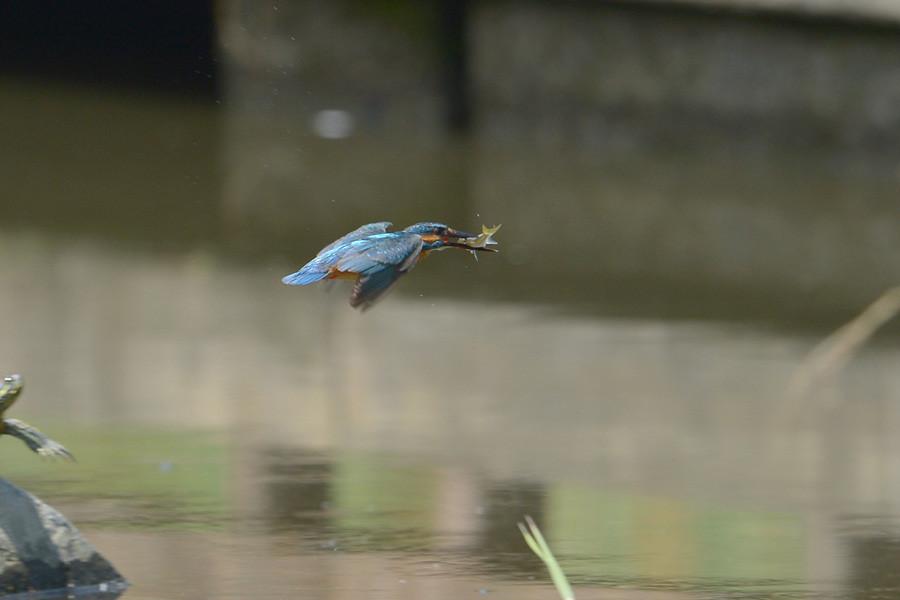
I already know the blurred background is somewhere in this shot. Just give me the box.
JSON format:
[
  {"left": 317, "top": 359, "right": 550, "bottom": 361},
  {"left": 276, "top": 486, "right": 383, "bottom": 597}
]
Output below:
[{"left": 3, "top": 1, "right": 900, "bottom": 599}]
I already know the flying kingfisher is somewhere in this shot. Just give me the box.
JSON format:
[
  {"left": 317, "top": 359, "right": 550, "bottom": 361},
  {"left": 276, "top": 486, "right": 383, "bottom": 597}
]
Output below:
[{"left": 282, "top": 222, "right": 500, "bottom": 310}]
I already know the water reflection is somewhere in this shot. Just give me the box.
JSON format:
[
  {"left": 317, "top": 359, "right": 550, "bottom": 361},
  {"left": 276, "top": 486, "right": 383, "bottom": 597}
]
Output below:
[
  {"left": 4, "top": 219, "right": 900, "bottom": 598},
  {"left": 3, "top": 79, "right": 900, "bottom": 600},
  {"left": 850, "top": 535, "right": 900, "bottom": 600},
  {"left": 264, "top": 450, "right": 332, "bottom": 534}
]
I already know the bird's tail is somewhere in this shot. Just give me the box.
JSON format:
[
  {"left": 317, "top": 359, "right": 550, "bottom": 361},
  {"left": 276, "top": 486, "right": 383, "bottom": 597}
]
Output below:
[{"left": 282, "top": 269, "right": 329, "bottom": 285}]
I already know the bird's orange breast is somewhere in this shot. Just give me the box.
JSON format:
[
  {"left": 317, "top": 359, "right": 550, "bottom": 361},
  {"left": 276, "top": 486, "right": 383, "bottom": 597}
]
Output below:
[{"left": 326, "top": 268, "right": 360, "bottom": 280}]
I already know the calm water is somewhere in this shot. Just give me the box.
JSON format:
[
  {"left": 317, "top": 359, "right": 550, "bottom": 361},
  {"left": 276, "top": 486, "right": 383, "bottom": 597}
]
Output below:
[{"left": 3, "top": 79, "right": 900, "bottom": 600}]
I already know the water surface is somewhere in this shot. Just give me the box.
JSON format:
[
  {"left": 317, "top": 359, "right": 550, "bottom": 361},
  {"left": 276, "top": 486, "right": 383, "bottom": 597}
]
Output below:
[{"left": 2, "top": 79, "right": 900, "bottom": 600}]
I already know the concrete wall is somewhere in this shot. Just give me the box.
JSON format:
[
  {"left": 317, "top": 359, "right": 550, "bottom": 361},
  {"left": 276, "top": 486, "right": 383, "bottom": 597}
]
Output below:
[{"left": 472, "top": 1, "right": 900, "bottom": 168}]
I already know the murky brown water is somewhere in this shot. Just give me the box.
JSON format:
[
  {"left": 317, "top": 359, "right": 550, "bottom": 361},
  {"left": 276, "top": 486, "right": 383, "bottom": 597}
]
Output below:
[{"left": 3, "top": 79, "right": 900, "bottom": 600}]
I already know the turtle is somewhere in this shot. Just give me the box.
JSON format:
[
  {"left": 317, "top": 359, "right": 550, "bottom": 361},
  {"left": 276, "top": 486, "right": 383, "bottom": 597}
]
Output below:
[{"left": 0, "top": 374, "right": 74, "bottom": 460}]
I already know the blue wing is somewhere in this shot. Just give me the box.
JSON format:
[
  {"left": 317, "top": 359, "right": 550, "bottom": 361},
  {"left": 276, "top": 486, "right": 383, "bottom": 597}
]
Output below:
[
  {"left": 282, "top": 231, "right": 424, "bottom": 297},
  {"left": 342, "top": 233, "right": 424, "bottom": 309},
  {"left": 350, "top": 268, "right": 406, "bottom": 310},
  {"left": 334, "top": 233, "right": 422, "bottom": 274},
  {"left": 317, "top": 222, "right": 392, "bottom": 256},
  {"left": 282, "top": 222, "right": 394, "bottom": 286}
]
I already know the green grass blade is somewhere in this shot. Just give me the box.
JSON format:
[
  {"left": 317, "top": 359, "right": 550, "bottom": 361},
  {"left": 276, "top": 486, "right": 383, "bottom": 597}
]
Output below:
[{"left": 518, "top": 515, "right": 575, "bottom": 600}]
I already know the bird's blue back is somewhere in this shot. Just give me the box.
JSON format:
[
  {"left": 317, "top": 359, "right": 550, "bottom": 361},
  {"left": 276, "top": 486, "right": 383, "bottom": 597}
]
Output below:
[
  {"left": 282, "top": 229, "right": 423, "bottom": 285},
  {"left": 316, "top": 222, "right": 392, "bottom": 256}
]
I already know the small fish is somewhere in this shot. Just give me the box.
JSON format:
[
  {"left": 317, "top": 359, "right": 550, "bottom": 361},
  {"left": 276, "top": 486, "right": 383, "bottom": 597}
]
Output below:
[{"left": 464, "top": 224, "right": 501, "bottom": 260}]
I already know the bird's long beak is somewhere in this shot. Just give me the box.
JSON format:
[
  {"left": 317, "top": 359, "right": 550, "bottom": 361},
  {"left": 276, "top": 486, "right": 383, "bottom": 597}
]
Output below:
[{"left": 445, "top": 227, "right": 477, "bottom": 239}]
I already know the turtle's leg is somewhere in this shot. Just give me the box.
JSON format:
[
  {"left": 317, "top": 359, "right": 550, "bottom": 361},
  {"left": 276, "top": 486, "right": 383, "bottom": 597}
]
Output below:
[{"left": 2, "top": 418, "right": 75, "bottom": 460}]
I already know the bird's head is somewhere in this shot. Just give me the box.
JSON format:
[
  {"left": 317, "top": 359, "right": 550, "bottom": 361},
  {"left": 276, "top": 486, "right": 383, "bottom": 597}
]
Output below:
[{"left": 403, "top": 222, "right": 498, "bottom": 253}]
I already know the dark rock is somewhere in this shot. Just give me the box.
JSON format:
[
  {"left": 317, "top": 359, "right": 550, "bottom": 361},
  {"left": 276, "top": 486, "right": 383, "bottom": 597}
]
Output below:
[{"left": 0, "top": 476, "right": 128, "bottom": 598}]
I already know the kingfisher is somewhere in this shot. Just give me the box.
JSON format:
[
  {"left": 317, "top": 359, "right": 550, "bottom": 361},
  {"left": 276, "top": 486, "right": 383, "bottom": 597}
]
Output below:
[{"left": 282, "top": 222, "right": 499, "bottom": 310}]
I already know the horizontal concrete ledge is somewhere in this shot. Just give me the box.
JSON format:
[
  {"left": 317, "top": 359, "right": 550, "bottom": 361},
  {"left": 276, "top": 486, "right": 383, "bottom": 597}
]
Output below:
[{"left": 631, "top": 0, "right": 900, "bottom": 25}]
